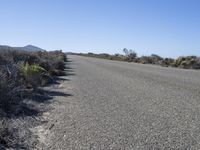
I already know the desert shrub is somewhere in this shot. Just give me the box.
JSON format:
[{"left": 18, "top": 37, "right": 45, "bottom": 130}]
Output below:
[
  {"left": 151, "top": 54, "right": 163, "bottom": 60},
  {"left": 88, "top": 52, "right": 94, "bottom": 55},
  {"left": 58, "top": 52, "right": 67, "bottom": 62},
  {"left": 0, "top": 75, "right": 21, "bottom": 113},
  {"left": 161, "top": 58, "right": 175, "bottom": 67},
  {"left": 53, "top": 60, "right": 66, "bottom": 71},
  {"left": 25, "top": 55, "right": 41, "bottom": 65},
  {"left": 139, "top": 56, "right": 153, "bottom": 64},
  {"left": 99, "top": 53, "right": 110, "bottom": 58},
  {"left": 0, "top": 49, "right": 67, "bottom": 149},
  {"left": 0, "top": 49, "right": 67, "bottom": 113},
  {"left": 0, "top": 63, "right": 23, "bottom": 114},
  {"left": 150, "top": 54, "right": 163, "bottom": 64},
  {"left": 81, "top": 49, "right": 200, "bottom": 70},
  {"left": 22, "top": 63, "right": 46, "bottom": 76},
  {"left": 46, "top": 60, "right": 66, "bottom": 76},
  {"left": 171, "top": 56, "right": 200, "bottom": 69},
  {"left": 138, "top": 54, "right": 163, "bottom": 65},
  {"left": 192, "top": 57, "right": 200, "bottom": 69},
  {"left": 180, "top": 61, "right": 189, "bottom": 68},
  {"left": 38, "top": 59, "right": 66, "bottom": 76},
  {"left": 38, "top": 61, "right": 51, "bottom": 71},
  {"left": 22, "top": 63, "right": 46, "bottom": 89},
  {"left": 10, "top": 51, "right": 37, "bottom": 64},
  {"left": 113, "top": 54, "right": 125, "bottom": 61},
  {"left": 123, "top": 48, "right": 137, "bottom": 62},
  {"left": 172, "top": 57, "right": 185, "bottom": 67}
]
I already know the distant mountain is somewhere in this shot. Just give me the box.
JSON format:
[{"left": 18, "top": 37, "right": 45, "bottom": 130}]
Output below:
[
  {"left": 14, "top": 45, "right": 44, "bottom": 52},
  {"left": 0, "top": 45, "right": 14, "bottom": 50},
  {"left": 0, "top": 45, "right": 44, "bottom": 52}
]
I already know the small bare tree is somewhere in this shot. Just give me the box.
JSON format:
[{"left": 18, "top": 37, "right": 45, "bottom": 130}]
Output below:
[{"left": 123, "top": 48, "right": 137, "bottom": 62}]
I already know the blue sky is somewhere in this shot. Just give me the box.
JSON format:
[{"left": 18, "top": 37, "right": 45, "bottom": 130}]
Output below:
[{"left": 0, "top": 0, "right": 200, "bottom": 58}]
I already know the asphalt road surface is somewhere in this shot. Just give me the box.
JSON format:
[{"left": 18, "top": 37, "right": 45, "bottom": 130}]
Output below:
[{"left": 43, "top": 55, "right": 200, "bottom": 150}]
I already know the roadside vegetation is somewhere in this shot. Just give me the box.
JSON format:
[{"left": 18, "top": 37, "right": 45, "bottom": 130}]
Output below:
[
  {"left": 78, "top": 48, "right": 200, "bottom": 70},
  {"left": 0, "top": 48, "right": 67, "bottom": 149}
]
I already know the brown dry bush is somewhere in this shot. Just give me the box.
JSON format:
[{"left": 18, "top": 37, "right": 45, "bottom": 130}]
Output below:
[
  {"left": 0, "top": 49, "right": 67, "bottom": 148},
  {"left": 0, "top": 49, "right": 67, "bottom": 113}
]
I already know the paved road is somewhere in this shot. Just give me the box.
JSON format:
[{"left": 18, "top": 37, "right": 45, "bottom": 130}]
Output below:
[{"left": 45, "top": 55, "right": 200, "bottom": 149}]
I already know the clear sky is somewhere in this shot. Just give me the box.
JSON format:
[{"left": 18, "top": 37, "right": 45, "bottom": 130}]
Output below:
[{"left": 0, "top": 0, "right": 200, "bottom": 58}]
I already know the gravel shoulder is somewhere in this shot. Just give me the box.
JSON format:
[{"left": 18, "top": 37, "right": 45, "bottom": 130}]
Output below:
[{"left": 38, "top": 55, "right": 200, "bottom": 149}]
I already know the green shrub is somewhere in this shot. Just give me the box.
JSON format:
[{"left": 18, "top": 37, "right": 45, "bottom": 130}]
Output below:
[
  {"left": 22, "top": 64, "right": 46, "bottom": 89},
  {"left": 22, "top": 63, "right": 46, "bottom": 76}
]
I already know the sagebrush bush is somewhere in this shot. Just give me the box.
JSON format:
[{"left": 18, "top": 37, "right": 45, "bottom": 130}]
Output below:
[
  {"left": 0, "top": 49, "right": 67, "bottom": 148},
  {"left": 171, "top": 56, "right": 200, "bottom": 69},
  {"left": 0, "top": 62, "right": 23, "bottom": 114},
  {"left": 0, "top": 49, "right": 67, "bottom": 115},
  {"left": 53, "top": 60, "right": 66, "bottom": 71}
]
